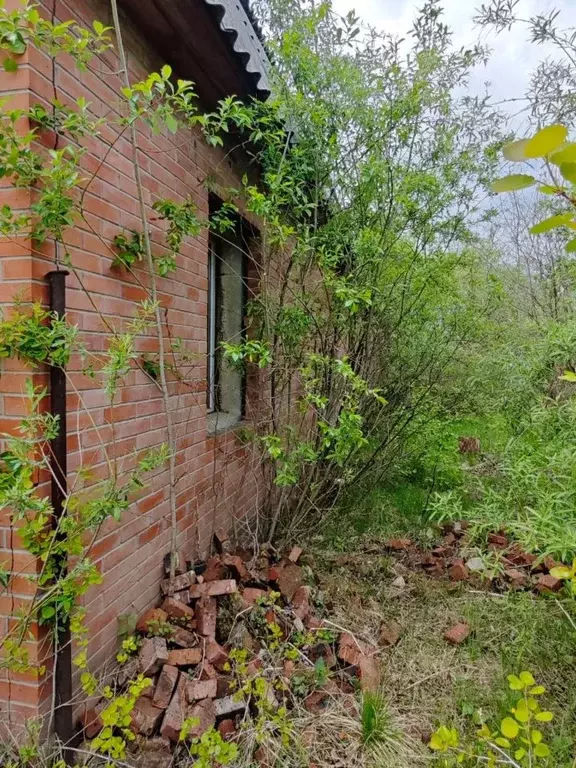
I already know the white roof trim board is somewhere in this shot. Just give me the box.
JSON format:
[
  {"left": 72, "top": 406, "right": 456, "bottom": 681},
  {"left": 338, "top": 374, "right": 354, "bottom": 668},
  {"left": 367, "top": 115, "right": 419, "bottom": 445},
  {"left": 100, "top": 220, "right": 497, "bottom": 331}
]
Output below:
[{"left": 204, "top": 0, "right": 270, "bottom": 95}]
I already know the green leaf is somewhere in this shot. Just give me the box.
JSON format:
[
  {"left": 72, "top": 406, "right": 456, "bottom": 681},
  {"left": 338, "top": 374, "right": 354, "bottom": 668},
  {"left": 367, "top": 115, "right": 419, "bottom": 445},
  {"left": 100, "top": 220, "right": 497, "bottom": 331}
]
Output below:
[
  {"left": 3, "top": 57, "right": 17, "bottom": 73},
  {"left": 508, "top": 674, "right": 523, "bottom": 690},
  {"left": 41, "top": 604, "right": 55, "bottom": 619},
  {"left": 560, "top": 162, "right": 576, "bottom": 183},
  {"left": 490, "top": 174, "right": 536, "bottom": 193},
  {"left": 529, "top": 213, "right": 572, "bottom": 234},
  {"left": 538, "top": 184, "right": 560, "bottom": 194},
  {"left": 534, "top": 743, "right": 550, "bottom": 758},
  {"left": 528, "top": 685, "right": 546, "bottom": 696},
  {"left": 519, "top": 671, "right": 536, "bottom": 686},
  {"left": 500, "top": 717, "right": 519, "bottom": 739},
  {"left": 525, "top": 124, "right": 568, "bottom": 158},
  {"left": 560, "top": 371, "right": 576, "bottom": 383},
  {"left": 514, "top": 748, "right": 527, "bottom": 761},
  {"left": 165, "top": 113, "right": 178, "bottom": 134},
  {"left": 531, "top": 729, "right": 543, "bottom": 744},
  {"left": 535, "top": 711, "right": 554, "bottom": 722},
  {"left": 495, "top": 737, "right": 511, "bottom": 748},
  {"left": 502, "top": 138, "right": 530, "bottom": 162},
  {"left": 550, "top": 565, "right": 572, "bottom": 578},
  {"left": 549, "top": 143, "right": 576, "bottom": 165},
  {"left": 565, "top": 237, "right": 576, "bottom": 253},
  {"left": 161, "top": 64, "right": 172, "bottom": 80}
]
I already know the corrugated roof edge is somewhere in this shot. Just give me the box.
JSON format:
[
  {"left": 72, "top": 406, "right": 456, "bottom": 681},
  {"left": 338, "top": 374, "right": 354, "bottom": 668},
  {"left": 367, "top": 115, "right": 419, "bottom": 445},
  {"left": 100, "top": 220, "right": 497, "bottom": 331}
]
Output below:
[{"left": 204, "top": 0, "right": 270, "bottom": 96}]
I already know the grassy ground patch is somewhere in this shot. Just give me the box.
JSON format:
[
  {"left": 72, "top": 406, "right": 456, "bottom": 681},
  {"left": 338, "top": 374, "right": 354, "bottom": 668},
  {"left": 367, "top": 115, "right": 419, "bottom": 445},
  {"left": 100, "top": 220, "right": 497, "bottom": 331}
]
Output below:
[{"left": 312, "top": 532, "right": 576, "bottom": 766}]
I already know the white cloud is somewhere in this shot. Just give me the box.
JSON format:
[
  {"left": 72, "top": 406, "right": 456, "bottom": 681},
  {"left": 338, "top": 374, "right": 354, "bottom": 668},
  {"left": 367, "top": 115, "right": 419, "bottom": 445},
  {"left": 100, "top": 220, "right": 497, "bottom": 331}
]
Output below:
[{"left": 331, "top": 0, "right": 576, "bottom": 124}]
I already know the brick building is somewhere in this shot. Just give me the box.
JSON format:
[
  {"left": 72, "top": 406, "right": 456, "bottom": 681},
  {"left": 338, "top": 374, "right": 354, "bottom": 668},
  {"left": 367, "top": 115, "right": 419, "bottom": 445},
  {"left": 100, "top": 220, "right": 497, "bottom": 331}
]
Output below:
[{"left": 0, "top": 0, "right": 269, "bottom": 732}]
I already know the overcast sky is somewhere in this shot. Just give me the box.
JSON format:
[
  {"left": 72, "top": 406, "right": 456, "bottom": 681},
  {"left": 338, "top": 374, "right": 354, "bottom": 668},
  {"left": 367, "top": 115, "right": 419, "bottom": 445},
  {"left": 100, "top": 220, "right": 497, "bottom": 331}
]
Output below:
[{"left": 331, "top": 0, "right": 576, "bottom": 124}]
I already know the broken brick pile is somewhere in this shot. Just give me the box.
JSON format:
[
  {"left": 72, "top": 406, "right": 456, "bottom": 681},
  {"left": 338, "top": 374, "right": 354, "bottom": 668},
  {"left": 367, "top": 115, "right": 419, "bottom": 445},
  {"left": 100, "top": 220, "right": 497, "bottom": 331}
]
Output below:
[
  {"left": 79, "top": 530, "right": 381, "bottom": 764},
  {"left": 384, "top": 523, "right": 566, "bottom": 595}
]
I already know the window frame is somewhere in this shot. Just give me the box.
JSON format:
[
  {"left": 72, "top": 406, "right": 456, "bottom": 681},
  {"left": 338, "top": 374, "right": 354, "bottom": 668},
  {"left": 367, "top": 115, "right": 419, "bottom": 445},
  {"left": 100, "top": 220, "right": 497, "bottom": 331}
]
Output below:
[{"left": 207, "top": 200, "right": 249, "bottom": 429}]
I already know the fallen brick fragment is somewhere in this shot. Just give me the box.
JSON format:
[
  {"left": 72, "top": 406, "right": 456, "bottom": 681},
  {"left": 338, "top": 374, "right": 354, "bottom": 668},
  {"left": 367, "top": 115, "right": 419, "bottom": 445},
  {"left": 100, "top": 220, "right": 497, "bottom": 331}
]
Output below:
[
  {"left": 203, "top": 556, "right": 226, "bottom": 582},
  {"left": 288, "top": 546, "right": 303, "bottom": 563},
  {"left": 536, "top": 574, "right": 562, "bottom": 593},
  {"left": 303, "top": 689, "right": 328, "bottom": 714},
  {"left": 153, "top": 665, "right": 179, "bottom": 710},
  {"left": 378, "top": 621, "right": 402, "bottom": 647},
  {"left": 337, "top": 632, "right": 377, "bottom": 667},
  {"left": 277, "top": 562, "right": 303, "bottom": 601},
  {"left": 187, "top": 678, "right": 218, "bottom": 701},
  {"left": 241, "top": 587, "right": 268, "bottom": 608},
  {"left": 139, "top": 637, "right": 169, "bottom": 676},
  {"left": 196, "top": 596, "right": 217, "bottom": 638},
  {"left": 171, "top": 626, "right": 197, "bottom": 648},
  {"left": 136, "top": 608, "right": 169, "bottom": 634},
  {"left": 166, "top": 648, "right": 202, "bottom": 667},
  {"left": 448, "top": 562, "right": 469, "bottom": 582},
  {"left": 160, "top": 677, "right": 187, "bottom": 742},
  {"left": 222, "top": 554, "right": 249, "bottom": 581},
  {"left": 214, "top": 696, "right": 247, "bottom": 718},
  {"left": 160, "top": 569, "right": 197, "bottom": 596},
  {"left": 487, "top": 533, "right": 508, "bottom": 548},
  {"left": 359, "top": 655, "right": 381, "bottom": 692},
  {"left": 218, "top": 719, "right": 236, "bottom": 741},
  {"left": 292, "top": 585, "right": 311, "bottom": 620},
  {"left": 131, "top": 696, "right": 165, "bottom": 736},
  {"left": 78, "top": 708, "right": 102, "bottom": 738},
  {"left": 444, "top": 623, "right": 470, "bottom": 645},
  {"left": 385, "top": 538, "right": 412, "bottom": 551},
  {"left": 205, "top": 640, "right": 229, "bottom": 671},
  {"left": 504, "top": 568, "right": 528, "bottom": 588},
  {"left": 189, "top": 579, "right": 237, "bottom": 599},
  {"left": 160, "top": 598, "right": 195, "bottom": 621},
  {"left": 199, "top": 660, "right": 219, "bottom": 680},
  {"left": 268, "top": 565, "right": 281, "bottom": 582}
]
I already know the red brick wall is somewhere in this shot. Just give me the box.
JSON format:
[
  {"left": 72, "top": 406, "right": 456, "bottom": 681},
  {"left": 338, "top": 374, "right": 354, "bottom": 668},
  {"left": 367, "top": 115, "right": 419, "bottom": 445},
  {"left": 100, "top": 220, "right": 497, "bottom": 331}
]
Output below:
[{"left": 0, "top": 0, "right": 264, "bottom": 728}]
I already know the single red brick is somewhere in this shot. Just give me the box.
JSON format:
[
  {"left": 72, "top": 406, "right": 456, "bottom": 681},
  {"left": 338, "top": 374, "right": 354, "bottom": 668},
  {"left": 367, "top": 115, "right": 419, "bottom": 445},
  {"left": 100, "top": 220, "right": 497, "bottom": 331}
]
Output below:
[
  {"left": 504, "top": 568, "right": 528, "bottom": 588},
  {"left": 139, "top": 637, "right": 169, "bottom": 676},
  {"left": 444, "top": 623, "right": 470, "bottom": 645},
  {"left": 277, "top": 562, "right": 303, "bottom": 601},
  {"left": 268, "top": 566, "right": 281, "bottom": 582},
  {"left": 222, "top": 553, "right": 249, "bottom": 581},
  {"left": 199, "top": 660, "right": 219, "bottom": 680},
  {"left": 385, "top": 538, "right": 412, "bottom": 551},
  {"left": 166, "top": 648, "right": 202, "bottom": 668},
  {"left": 205, "top": 640, "right": 229, "bottom": 671},
  {"left": 196, "top": 596, "right": 217, "bottom": 638},
  {"left": 189, "top": 579, "right": 237, "bottom": 599},
  {"left": 337, "top": 633, "right": 377, "bottom": 667},
  {"left": 241, "top": 587, "right": 268, "bottom": 608},
  {"left": 292, "top": 585, "right": 311, "bottom": 620},
  {"left": 131, "top": 696, "right": 165, "bottom": 736},
  {"left": 136, "top": 608, "right": 169, "bottom": 634},
  {"left": 160, "top": 569, "right": 197, "bottom": 596},
  {"left": 203, "top": 556, "right": 226, "bottom": 582},
  {"left": 487, "top": 533, "right": 508, "bottom": 548},
  {"left": 359, "top": 655, "right": 381, "bottom": 693},
  {"left": 171, "top": 626, "right": 197, "bottom": 648},
  {"left": 153, "top": 665, "right": 179, "bottom": 710},
  {"left": 536, "top": 574, "right": 562, "bottom": 593},
  {"left": 186, "top": 699, "right": 216, "bottom": 738},
  {"left": 160, "top": 677, "right": 187, "bottom": 742},
  {"left": 160, "top": 598, "right": 195, "bottom": 621},
  {"left": 448, "top": 563, "right": 469, "bottom": 582},
  {"left": 186, "top": 678, "right": 218, "bottom": 701},
  {"left": 218, "top": 719, "right": 236, "bottom": 741}
]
